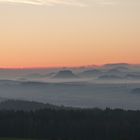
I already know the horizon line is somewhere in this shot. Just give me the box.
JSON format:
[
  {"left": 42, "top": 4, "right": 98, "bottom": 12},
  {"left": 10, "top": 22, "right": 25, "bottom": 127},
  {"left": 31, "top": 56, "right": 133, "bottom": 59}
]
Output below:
[{"left": 0, "top": 63, "right": 139, "bottom": 70}]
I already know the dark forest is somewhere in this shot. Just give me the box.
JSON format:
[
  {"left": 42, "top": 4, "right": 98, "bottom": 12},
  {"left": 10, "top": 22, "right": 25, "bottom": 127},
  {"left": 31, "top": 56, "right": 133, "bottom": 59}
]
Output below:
[{"left": 0, "top": 104, "right": 140, "bottom": 140}]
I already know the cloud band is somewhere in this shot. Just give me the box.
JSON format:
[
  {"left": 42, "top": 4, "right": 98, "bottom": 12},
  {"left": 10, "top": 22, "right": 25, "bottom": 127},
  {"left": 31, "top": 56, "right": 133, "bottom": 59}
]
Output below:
[{"left": 0, "top": 0, "right": 87, "bottom": 6}]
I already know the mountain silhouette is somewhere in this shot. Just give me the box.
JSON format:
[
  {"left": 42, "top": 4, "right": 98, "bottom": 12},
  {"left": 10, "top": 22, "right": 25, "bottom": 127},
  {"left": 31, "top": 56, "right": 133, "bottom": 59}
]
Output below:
[
  {"left": 103, "top": 63, "right": 130, "bottom": 68},
  {"left": 105, "top": 68, "right": 123, "bottom": 75},
  {"left": 53, "top": 70, "right": 78, "bottom": 79},
  {"left": 0, "top": 100, "right": 57, "bottom": 111},
  {"left": 80, "top": 69, "right": 102, "bottom": 77}
]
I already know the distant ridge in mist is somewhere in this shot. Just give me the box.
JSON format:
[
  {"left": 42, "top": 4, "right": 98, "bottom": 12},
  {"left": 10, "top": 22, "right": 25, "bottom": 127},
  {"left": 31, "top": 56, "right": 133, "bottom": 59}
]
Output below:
[
  {"left": 53, "top": 70, "right": 78, "bottom": 79},
  {"left": 103, "top": 63, "right": 130, "bottom": 67},
  {"left": 80, "top": 69, "right": 102, "bottom": 77},
  {"left": 0, "top": 100, "right": 57, "bottom": 111}
]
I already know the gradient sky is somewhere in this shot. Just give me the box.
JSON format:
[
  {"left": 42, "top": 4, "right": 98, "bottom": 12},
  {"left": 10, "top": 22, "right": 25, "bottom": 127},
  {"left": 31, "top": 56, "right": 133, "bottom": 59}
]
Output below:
[{"left": 0, "top": 0, "right": 140, "bottom": 68}]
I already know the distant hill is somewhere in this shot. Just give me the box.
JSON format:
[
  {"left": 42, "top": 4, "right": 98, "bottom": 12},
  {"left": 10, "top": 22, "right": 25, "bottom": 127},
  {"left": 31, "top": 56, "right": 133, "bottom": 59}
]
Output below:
[
  {"left": 106, "top": 68, "right": 121, "bottom": 74},
  {"left": 53, "top": 70, "right": 78, "bottom": 79},
  {"left": 80, "top": 69, "right": 102, "bottom": 77},
  {"left": 102, "top": 63, "right": 130, "bottom": 72},
  {"left": 0, "top": 100, "right": 57, "bottom": 111},
  {"left": 103, "top": 63, "right": 130, "bottom": 68}
]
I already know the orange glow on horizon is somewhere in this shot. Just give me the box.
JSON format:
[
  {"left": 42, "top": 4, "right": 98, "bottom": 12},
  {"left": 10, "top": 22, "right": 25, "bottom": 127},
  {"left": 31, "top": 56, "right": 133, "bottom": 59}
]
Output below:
[{"left": 0, "top": 1, "right": 140, "bottom": 68}]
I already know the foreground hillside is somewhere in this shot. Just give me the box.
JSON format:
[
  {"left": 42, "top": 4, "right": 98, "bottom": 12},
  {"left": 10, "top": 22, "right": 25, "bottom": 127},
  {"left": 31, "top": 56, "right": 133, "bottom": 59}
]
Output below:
[
  {"left": 0, "top": 138, "right": 34, "bottom": 140},
  {"left": 0, "top": 105, "right": 140, "bottom": 140},
  {"left": 0, "top": 100, "right": 58, "bottom": 111}
]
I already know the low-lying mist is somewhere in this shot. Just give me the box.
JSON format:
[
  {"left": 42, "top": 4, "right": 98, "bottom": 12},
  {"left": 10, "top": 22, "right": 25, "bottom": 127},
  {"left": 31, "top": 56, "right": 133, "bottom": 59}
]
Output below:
[{"left": 0, "top": 64, "right": 140, "bottom": 110}]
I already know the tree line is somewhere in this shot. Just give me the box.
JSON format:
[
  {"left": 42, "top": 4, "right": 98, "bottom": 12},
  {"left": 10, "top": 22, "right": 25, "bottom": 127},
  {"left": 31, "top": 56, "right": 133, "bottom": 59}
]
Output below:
[{"left": 0, "top": 107, "right": 140, "bottom": 140}]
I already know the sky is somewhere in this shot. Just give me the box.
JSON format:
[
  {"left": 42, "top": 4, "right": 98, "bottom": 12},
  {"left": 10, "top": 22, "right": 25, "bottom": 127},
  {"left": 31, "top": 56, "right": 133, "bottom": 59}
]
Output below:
[{"left": 0, "top": 0, "right": 140, "bottom": 68}]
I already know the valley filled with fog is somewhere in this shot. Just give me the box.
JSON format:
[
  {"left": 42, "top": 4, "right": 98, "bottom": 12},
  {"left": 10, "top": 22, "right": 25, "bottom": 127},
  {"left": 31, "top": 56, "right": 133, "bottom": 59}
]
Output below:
[{"left": 0, "top": 63, "right": 140, "bottom": 110}]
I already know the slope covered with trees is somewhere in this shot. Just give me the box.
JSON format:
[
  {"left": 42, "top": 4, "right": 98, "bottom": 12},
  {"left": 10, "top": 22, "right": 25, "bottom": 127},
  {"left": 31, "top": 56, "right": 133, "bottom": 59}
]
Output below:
[{"left": 0, "top": 107, "right": 140, "bottom": 140}]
